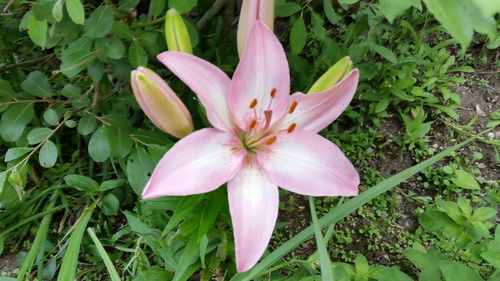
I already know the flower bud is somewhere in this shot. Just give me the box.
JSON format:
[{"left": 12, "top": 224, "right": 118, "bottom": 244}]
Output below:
[
  {"left": 237, "top": 0, "right": 275, "bottom": 56},
  {"left": 165, "top": 8, "right": 193, "bottom": 54},
  {"left": 131, "top": 67, "right": 194, "bottom": 138},
  {"left": 308, "top": 57, "right": 353, "bottom": 94}
]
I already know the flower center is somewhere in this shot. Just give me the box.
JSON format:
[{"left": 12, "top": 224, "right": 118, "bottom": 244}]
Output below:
[{"left": 238, "top": 89, "right": 299, "bottom": 152}]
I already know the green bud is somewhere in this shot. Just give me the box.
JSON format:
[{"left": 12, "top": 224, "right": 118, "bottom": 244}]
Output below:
[
  {"left": 165, "top": 8, "right": 193, "bottom": 54},
  {"left": 308, "top": 56, "right": 353, "bottom": 94}
]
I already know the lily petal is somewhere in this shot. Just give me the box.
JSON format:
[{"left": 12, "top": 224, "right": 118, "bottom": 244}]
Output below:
[
  {"left": 229, "top": 21, "right": 290, "bottom": 130},
  {"left": 237, "top": 0, "right": 275, "bottom": 56},
  {"left": 142, "top": 128, "right": 246, "bottom": 199},
  {"left": 228, "top": 163, "right": 279, "bottom": 272},
  {"left": 157, "top": 51, "right": 233, "bottom": 130},
  {"left": 257, "top": 129, "right": 359, "bottom": 196},
  {"left": 274, "top": 69, "right": 359, "bottom": 133}
]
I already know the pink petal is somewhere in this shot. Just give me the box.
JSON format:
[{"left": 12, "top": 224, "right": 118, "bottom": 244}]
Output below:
[
  {"left": 257, "top": 129, "right": 359, "bottom": 196},
  {"left": 228, "top": 163, "right": 279, "bottom": 272},
  {"left": 157, "top": 51, "right": 233, "bottom": 130},
  {"left": 274, "top": 69, "right": 359, "bottom": 133},
  {"left": 237, "top": 0, "right": 275, "bottom": 55},
  {"left": 142, "top": 128, "right": 246, "bottom": 199},
  {"left": 229, "top": 21, "right": 290, "bottom": 130}
]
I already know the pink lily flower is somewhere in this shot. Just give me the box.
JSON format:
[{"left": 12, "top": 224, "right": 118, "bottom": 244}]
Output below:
[{"left": 142, "top": 21, "right": 360, "bottom": 272}]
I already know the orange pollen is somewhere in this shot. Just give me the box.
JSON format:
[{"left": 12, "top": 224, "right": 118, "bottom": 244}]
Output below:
[
  {"left": 287, "top": 123, "right": 297, "bottom": 133},
  {"left": 270, "top": 88, "right": 277, "bottom": 98},
  {"left": 249, "top": 99, "right": 258, "bottom": 109},
  {"left": 249, "top": 119, "right": 257, "bottom": 129},
  {"left": 265, "top": 136, "right": 277, "bottom": 145},
  {"left": 288, "top": 101, "right": 298, "bottom": 113}
]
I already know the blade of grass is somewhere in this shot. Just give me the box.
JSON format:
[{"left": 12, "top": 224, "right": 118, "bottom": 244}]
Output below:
[
  {"left": 87, "top": 227, "right": 121, "bottom": 281},
  {"left": 0, "top": 205, "right": 64, "bottom": 238},
  {"left": 309, "top": 197, "right": 334, "bottom": 281},
  {"left": 16, "top": 193, "right": 58, "bottom": 281},
  {"left": 231, "top": 137, "right": 474, "bottom": 281},
  {"left": 57, "top": 202, "right": 97, "bottom": 281}
]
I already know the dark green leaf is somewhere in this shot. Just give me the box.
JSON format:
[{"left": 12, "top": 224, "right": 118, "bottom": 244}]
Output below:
[
  {"left": 88, "top": 127, "right": 111, "bottom": 162},
  {"left": 66, "top": 0, "right": 85, "bottom": 24},
  {"left": 21, "top": 71, "right": 53, "bottom": 97},
  {"left": 85, "top": 5, "right": 115, "bottom": 38},
  {"left": 39, "top": 140, "right": 57, "bottom": 168},
  {"left": 64, "top": 174, "right": 100, "bottom": 193},
  {"left": 290, "top": 17, "right": 307, "bottom": 55},
  {"left": 0, "top": 103, "right": 35, "bottom": 142}
]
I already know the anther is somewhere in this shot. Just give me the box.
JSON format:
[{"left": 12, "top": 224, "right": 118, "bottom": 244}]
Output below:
[
  {"left": 287, "top": 123, "right": 297, "bottom": 133},
  {"left": 265, "top": 136, "right": 277, "bottom": 145},
  {"left": 249, "top": 119, "right": 257, "bottom": 129},
  {"left": 270, "top": 88, "right": 277, "bottom": 98},
  {"left": 249, "top": 99, "right": 258, "bottom": 109},
  {"left": 288, "top": 101, "right": 298, "bottom": 114}
]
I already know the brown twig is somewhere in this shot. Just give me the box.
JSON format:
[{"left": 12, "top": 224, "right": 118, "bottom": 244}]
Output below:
[
  {"left": 0, "top": 54, "right": 54, "bottom": 73},
  {"left": 196, "top": 0, "right": 230, "bottom": 29}
]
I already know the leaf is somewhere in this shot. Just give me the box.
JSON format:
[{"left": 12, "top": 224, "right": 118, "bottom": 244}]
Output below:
[
  {"left": 0, "top": 80, "right": 15, "bottom": 99},
  {"left": 323, "top": 0, "right": 342, "bottom": 24},
  {"left": 379, "top": 0, "right": 420, "bottom": 24},
  {"left": 133, "top": 266, "right": 173, "bottom": 281},
  {"left": 21, "top": 71, "right": 53, "bottom": 97},
  {"left": 27, "top": 17, "right": 47, "bottom": 48},
  {"left": 172, "top": 234, "right": 199, "bottom": 281},
  {"left": 168, "top": 0, "right": 197, "bottom": 14},
  {"left": 123, "top": 211, "right": 150, "bottom": 234},
  {"left": 439, "top": 261, "right": 484, "bottom": 281},
  {"left": 0, "top": 171, "right": 6, "bottom": 194},
  {"left": 230, "top": 137, "right": 475, "bottom": 281},
  {"left": 371, "top": 44, "right": 398, "bottom": 63},
  {"left": 422, "top": 0, "right": 473, "bottom": 49},
  {"left": 198, "top": 190, "right": 224, "bottom": 239},
  {"left": 105, "top": 37, "right": 126, "bottom": 60},
  {"left": 148, "top": 0, "right": 166, "bottom": 17},
  {"left": 44, "top": 109, "right": 59, "bottom": 126},
  {"left": 338, "top": 0, "right": 360, "bottom": 4},
  {"left": 481, "top": 251, "right": 500, "bottom": 269},
  {"left": 88, "top": 127, "right": 111, "bottom": 162},
  {"left": 85, "top": 5, "right": 115, "bottom": 38},
  {"left": 77, "top": 115, "right": 97, "bottom": 136},
  {"left": 39, "top": 140, "right": 57, "bottom": 168},
  {"left": 0, "top": 103, "right": 35, "bottom": 142},
  {"left": 290, "top": 17, "right": 307, "bottom": 55},
  {"left": 126, "top": 146, "right": 154, "bottom": 195},
  {"left": 452, "top": 169, "right": 480, "bottom": 190},
  {"left": 16, "top": 194, "right": 57, "bottom": 280},
  {"left": 52, "top": 0, "right": 64, "bottom": 22},
  {"left": 5, "top": 148, "right": 32, "bottom": 162},
  {"left": 27, "top": 128, "right": 52, "bottom": 145},
  {"left": 64, "top": 174, "right": 100, "bottom": 193},
  {"left": 105, "top": 125, "right": 133, "bottom": 158},
  {"left": 100, "top": 179, "right": 126, "bottom": 191},
  {"left": 60, "top": 50, "right": 97, "bottom": 78},
  {"left": 86, "top": 228, "right": 120, "bottom": 281},
  {"left": 66, "top": 0, "right": 85, "bottom": 25},
  {"left": 57, "top": 203, "right": 96, "bottom": 281},
  {"left": 275, "top": 2, "right": 301, "bottom": 17},
  {"left": 309, "top": 197, "right": 333, "bottom": 281},
  {"left": 128, "top": 42, "right": 148, "bottom": 67},
  {"left": 472, "top": 207, "right": 496, "bottom": 221},
  {"left": 87, "top": 61, "right": 104, "bottom": 82},
  {"left": 100, "top": 194, "right": 120, "bottom": 216}
]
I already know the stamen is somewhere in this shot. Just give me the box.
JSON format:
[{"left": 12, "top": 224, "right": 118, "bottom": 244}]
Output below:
[
  {"left": 264, "top": 110, "right": 273, "bottom": 129},
  {"left": 249, "top": 119, "right": 257, "bottom": 129},
  {"left": 288, "top": 101, "right": 298, "bottom": 114},
  {"left": 287, "top": 123, "right": 297, "bottom": 133},
  {"left": 265, "top": 136, "right": 277, "bottom": 145},
  {"left": 270, "top": 88, "right": 277, "bottom": 98},
  {"left": 249, "top": 99, "right": 258, "bottom": 109}
]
